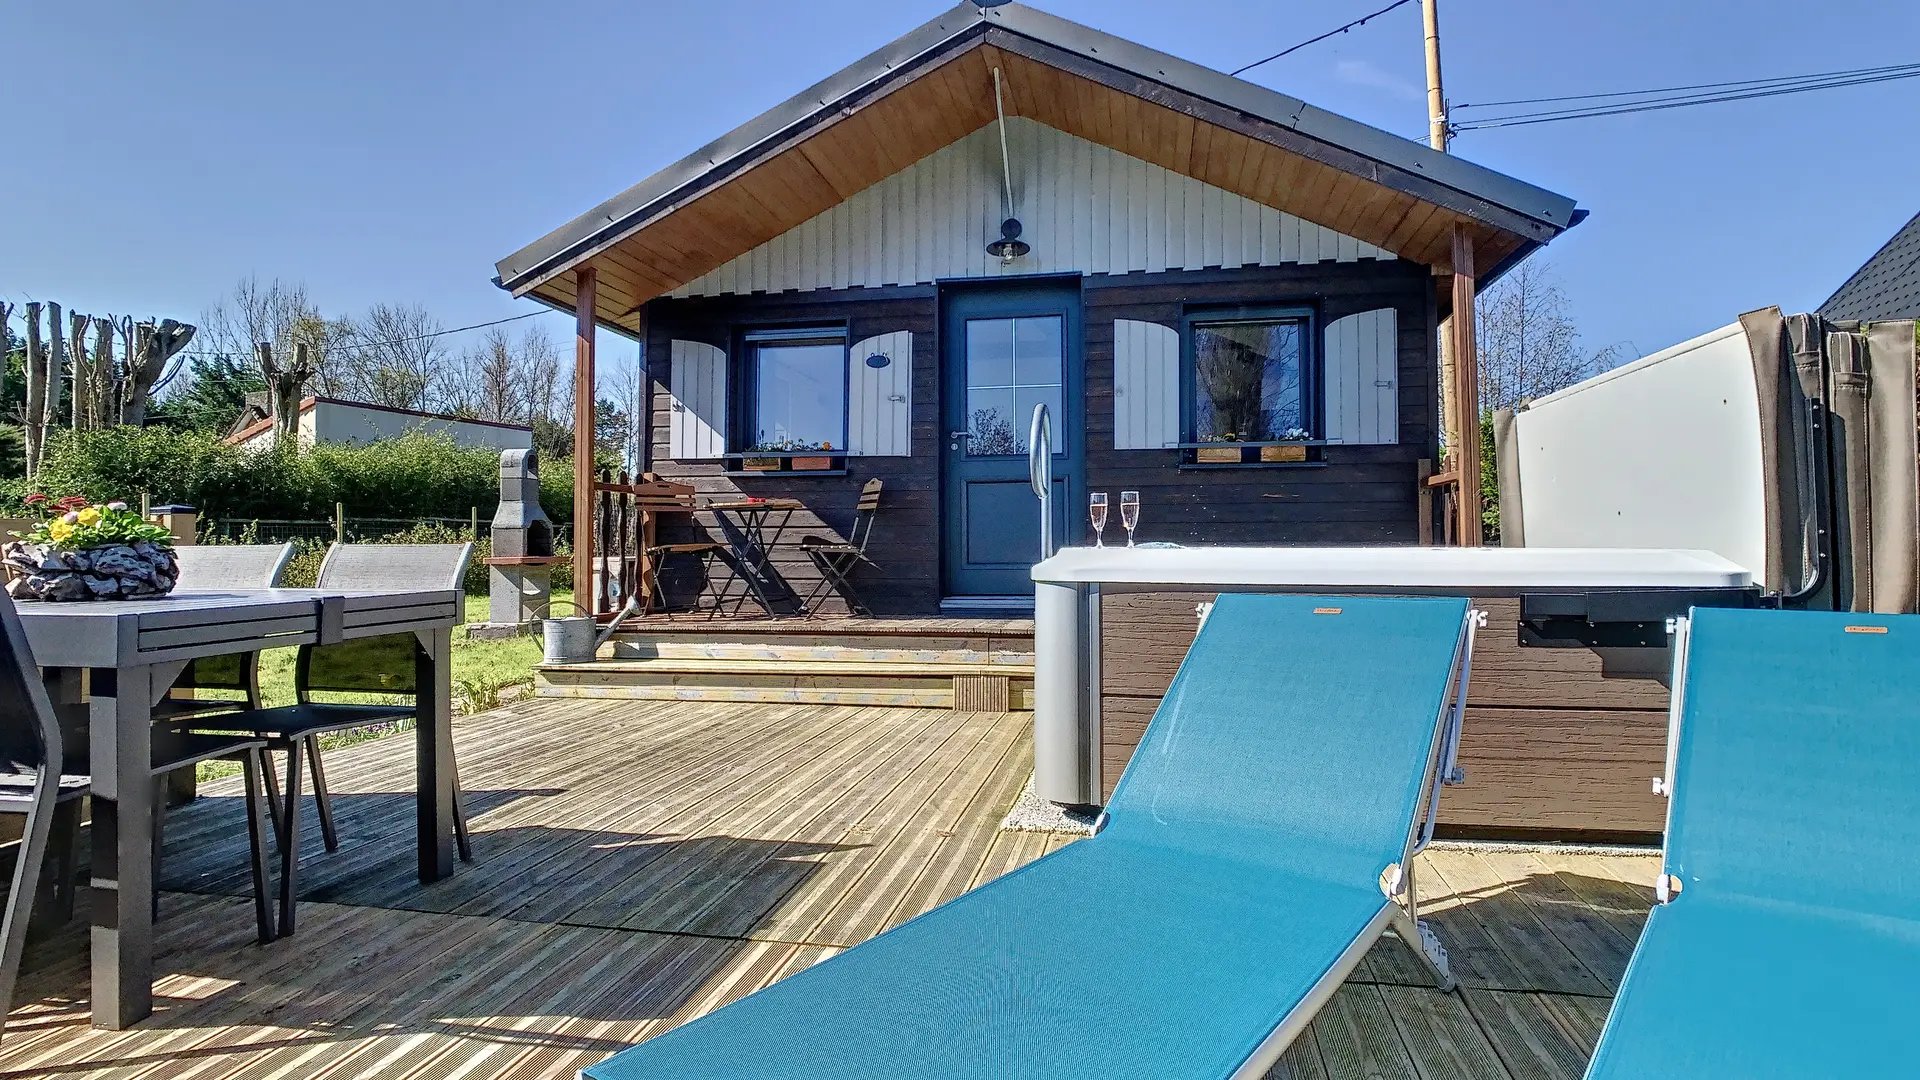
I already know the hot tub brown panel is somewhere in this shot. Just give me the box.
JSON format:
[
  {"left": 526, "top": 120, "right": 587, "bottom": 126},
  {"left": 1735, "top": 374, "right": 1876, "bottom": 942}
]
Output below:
[{"left": 1098, "top": 593, "right": 1670, "bottom": 838}]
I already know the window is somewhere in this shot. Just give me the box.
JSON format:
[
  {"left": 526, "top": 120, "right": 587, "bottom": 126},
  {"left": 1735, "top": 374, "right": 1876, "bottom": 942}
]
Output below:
[
  {"left": 745, "top": 329, "right": 847, "bottom": 451},
  {"left": 1186, "top": 313, "right": 1313, "bottom": 444},
  {"left": 964, "top": 315, "right": 1062, "bottom": 456}
]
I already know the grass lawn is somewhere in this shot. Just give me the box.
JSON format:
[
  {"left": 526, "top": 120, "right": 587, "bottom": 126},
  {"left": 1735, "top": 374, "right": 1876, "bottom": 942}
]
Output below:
[{"left": 196, "top": 592, "right": 564, "bottom": 782}]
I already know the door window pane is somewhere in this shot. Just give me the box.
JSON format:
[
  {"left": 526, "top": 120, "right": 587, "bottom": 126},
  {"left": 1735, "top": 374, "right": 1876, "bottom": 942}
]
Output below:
[
  {"left": 1190, "top": 319, "right": 1307, "bottom": 442},
  {"left": 752, "top": 341, "right": 845, "bottom": 449},
  {"left": 965, "top": 315, "right": 1063, "bottom": 456}
]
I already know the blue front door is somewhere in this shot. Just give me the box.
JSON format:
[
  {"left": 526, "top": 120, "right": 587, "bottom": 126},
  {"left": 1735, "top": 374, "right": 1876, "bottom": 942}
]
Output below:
[{"left": 941, "top": 280, "right": 1083, "bottom": 600}]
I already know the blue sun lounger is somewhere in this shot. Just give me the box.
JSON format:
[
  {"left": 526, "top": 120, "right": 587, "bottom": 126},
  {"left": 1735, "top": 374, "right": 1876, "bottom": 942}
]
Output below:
[
  {"left": 584, "top": 594, "right": 1477, "bottom": 1080},
  {"left": 1585, "top": 607, "right": 1920, "bottom": 1078}
]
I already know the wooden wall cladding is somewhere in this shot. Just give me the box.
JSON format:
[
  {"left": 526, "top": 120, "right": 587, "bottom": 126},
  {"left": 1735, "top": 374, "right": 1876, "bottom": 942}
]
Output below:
[{"left": 1099, "top": 592, "right": 1671, "bottom": 836}]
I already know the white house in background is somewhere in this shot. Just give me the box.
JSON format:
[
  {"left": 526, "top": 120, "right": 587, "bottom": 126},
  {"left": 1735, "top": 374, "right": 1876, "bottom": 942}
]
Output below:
[{"left": 224, "top": 396, "right": 533, "bottom": 452}]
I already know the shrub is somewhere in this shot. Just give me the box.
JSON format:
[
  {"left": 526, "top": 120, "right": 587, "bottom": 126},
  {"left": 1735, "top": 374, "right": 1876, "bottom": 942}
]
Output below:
[{"left": 5, "top": 426, "right": 579, "bottom": 527}]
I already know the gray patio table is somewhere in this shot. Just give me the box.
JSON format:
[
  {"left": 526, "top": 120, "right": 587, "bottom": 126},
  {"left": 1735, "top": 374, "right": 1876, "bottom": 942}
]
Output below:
[{"left": 14, "top": 586, "right": 463, "bottom": 1029}]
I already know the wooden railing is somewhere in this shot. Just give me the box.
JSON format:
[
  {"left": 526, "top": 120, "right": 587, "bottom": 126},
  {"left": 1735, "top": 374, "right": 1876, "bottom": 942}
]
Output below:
[
  {"left": 1418, "top": 457, "right": 1466, "bottom": 546},
  {"left": 592, "top": 469, "right": 698, "bottom": 616}
]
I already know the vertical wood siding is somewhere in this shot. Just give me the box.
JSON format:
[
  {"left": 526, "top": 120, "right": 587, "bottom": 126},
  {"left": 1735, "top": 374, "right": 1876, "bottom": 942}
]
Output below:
[
  {"left": 1323, "top": 307, "right": 1400, "bottom": 446},
  {"left": 671, "top": 117, "right": 1392, "bottom": 298},
  {"left": 847, "top": 331, "right": 913, "bottom": 457},
  {"left": 668, "top": 340, "right": 728, "bottom": 460},
  {"left": 1111, "top": 319, "right": 1180, "bottom": 450}
]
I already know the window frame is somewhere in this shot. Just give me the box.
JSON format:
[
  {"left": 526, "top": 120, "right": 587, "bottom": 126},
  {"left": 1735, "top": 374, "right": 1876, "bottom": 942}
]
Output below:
[
  {"left": 1179, "top": 304, "right": 1321, "bottom": 448},
  {"left": 734, "top": 324, "right": 851, "bottom": 454}
]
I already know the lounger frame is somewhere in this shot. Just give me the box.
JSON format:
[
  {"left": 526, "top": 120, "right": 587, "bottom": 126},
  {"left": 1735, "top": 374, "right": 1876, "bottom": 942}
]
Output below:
[{"left": 1229, "top": 605, "right": 1482, "bottom": 1079}]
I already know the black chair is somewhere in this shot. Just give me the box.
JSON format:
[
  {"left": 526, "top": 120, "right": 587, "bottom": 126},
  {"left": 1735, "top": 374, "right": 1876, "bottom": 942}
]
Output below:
[
  {"left": 155, "top": 544, "right": 293, "bottom": 725},
  {"left": 800, "top": 479, "right": 883, "bottom": 617},
  {"left": 184, "top": 543, "right": 475, "bottom": 935},
  {"left": 0, "top": 594, "right": 277, "bottom": 1043}
]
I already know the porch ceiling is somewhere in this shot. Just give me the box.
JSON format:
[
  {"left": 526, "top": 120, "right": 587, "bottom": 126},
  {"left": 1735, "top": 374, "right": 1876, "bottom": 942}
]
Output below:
[{"left": 499, "top": 4, "right": 1579, "bottom": 335}]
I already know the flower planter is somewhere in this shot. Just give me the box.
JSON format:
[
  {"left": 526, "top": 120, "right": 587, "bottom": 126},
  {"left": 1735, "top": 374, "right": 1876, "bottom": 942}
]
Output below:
[
  {"left": 1195, "top": 445, "right": 1245, "bottom": 464},
  {"left": 3, "top": 540, "right": 179, "bottom": 601},
  {"left": 740, "top": 457, "right": 784, "bottom": 472},
  {"left": 1260, "top": 444, "right": 1308, "bottom": 463},
  {"left": 789, "top": 455, "right": 834, "bottom": 472}
]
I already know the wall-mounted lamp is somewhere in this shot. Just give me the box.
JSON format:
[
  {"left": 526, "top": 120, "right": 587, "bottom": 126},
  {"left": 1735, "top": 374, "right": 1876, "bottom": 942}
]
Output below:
[{"left": 987, "top": 217, "right": 1030, "bottom": 262}]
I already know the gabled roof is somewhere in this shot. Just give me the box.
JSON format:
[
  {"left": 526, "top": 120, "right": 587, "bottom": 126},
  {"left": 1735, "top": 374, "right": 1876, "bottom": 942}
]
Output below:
[
  {"left": 496, "top": 2, "right": 1580, "bottom": 332},
  {"left": 1821, "top": 210, "right": 1920, "bottom": 322}
]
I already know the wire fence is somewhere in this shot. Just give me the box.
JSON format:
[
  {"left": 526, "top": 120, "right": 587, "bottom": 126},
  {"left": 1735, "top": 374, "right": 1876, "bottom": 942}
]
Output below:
[{"left": 200, "top": 515, "right": 574, "bottom": 548}]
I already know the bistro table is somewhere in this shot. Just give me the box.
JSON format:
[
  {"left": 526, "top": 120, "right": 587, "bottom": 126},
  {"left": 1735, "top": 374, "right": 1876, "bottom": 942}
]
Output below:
[
  {"left": 15, "top": 586, "right": 463, "bottom": 1029},
  {"left": 703, "top": 498, "right": 806, "bottom": 616}
]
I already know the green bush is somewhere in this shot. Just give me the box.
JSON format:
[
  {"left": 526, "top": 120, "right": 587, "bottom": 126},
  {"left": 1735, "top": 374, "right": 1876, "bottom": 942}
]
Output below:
[{"left": 4, "top": 426, "right": 577, "bottom": 526}]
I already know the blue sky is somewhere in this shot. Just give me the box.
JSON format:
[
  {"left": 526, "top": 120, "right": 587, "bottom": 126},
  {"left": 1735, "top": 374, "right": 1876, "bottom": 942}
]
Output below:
[{"left": 4, "top": 0, "right": 1916, "bottom": 369}]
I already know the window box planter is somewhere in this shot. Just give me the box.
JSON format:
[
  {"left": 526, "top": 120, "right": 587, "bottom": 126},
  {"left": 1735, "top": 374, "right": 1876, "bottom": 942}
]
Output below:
[
  {"left": 725, "top": 453, "right": 850, "bottom": 474},
  {"left": 1195, "top": 445, "right": 1244, "bottom": 464},
  {"left": 1260, "top": 444, "right": 1308, "bottom": 463}
]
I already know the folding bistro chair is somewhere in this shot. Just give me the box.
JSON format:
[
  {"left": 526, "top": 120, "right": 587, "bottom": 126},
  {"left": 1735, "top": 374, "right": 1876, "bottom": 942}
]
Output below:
[
  {"left": 0, "top": 594, "right": 276, "bottom": 1042},
  {"left": 1584, "top": 607, "right": 1920, "bottom": 1078},
  {"left": 800, "top": 478, "right": 882, "bottom": 617},
  {"left": 581, "top": 594, "right": 1478, "bottom": 1080},
  {"left": 181, "top": 543, "right": 475, "bottom": 935}
]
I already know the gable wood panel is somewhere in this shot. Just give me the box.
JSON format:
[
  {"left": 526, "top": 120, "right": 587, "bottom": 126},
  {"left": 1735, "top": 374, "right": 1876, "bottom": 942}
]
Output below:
[{"left": 671, "top": 119, "right": 1395, "bottom": 298}]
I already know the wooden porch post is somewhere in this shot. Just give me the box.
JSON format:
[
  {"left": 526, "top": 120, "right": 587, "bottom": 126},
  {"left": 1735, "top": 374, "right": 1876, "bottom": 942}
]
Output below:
[
  {"left": 573, "top": 266, "right": 598, "bottom": 607},
  {"left": 1450, "top": 223, "right": 1483, "bottom": 546}
]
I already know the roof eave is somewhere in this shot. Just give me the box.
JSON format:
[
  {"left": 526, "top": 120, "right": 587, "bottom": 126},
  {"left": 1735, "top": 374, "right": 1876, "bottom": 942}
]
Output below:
[{"left": 495, "top": 1, "right": 1581, "bottom": 299}]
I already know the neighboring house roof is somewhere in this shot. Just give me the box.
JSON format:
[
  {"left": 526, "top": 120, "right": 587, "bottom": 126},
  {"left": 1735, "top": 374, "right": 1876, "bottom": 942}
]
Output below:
[
  {"left": 1820, "top": 210, "right": 1920, "bottom": 322},
  {"left": 495, "top": 1, "right": 1580, "bottom": 333},
  {"left": 223, "top": 397, "right": 533, "bottom": 446}
]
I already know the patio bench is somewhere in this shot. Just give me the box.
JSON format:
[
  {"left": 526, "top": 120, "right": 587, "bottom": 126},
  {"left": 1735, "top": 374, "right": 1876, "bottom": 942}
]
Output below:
[{"left": 581, "top": 592, "right": 1476, "bottom": 1080}]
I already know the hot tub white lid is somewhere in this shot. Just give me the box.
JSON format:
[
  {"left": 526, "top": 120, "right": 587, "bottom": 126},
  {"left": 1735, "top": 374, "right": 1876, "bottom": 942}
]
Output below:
[{"left": 1030, "top": 546, "right": 1753, "bottom": 589}]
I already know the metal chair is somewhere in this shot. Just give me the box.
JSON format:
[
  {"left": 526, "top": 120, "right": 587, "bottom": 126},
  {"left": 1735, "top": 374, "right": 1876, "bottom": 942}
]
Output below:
[
  {"left": 156, "top": 544, "right": 294, "bottom": 724},
  {"left": 800, "top": 479, "right": 883, "bottom": 617},
  {"left": 0, "top": 595, "right": 276, "bottom": 1043},
  {"left": 183, "top": 544, "right": 475, "bottom": 935}
]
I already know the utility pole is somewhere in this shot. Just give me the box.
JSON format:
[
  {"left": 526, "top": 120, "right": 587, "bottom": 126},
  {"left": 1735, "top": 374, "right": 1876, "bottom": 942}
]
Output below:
[{"left": 1422, "top": 0, "right": 1448, "bottom": 151}]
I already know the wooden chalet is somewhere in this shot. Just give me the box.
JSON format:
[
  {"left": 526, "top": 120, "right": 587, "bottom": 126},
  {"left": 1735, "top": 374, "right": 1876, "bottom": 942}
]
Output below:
[{"left": 496, "top": 0, "right": 1581, "bottom": 619}]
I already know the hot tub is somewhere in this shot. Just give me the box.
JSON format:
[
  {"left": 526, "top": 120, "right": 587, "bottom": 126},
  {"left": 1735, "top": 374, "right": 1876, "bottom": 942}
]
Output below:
[{"left": 1029, "top": 546, "right": 1755, "bottom": 839}]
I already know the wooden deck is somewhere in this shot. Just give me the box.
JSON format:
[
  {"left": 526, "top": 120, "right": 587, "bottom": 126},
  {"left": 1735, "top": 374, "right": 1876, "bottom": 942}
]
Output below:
[{"left": 4, "top": 698, "right": 1659, "bottom": 1080}]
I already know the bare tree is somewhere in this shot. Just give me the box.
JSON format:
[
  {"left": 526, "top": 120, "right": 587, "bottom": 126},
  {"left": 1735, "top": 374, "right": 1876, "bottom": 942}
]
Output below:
[
  {"left": 454, "top": 326, "right": 524, "bottom": 421},
  {"left": 335, "top": 303, "right": 450, "bottom": 411},
  {"left": 0, "top": 301, "right": 12, "bottom": 413},
  {"left": 122, "top": 320, "right": 197, "bottom": 425},
  {"left": 522, "top": 327, "right": 565, "bottom": 425},
  {"left": 22, "top": 303, "right": 46, "bottom": 475},
  {"left": 1476, "top": 260, "right": 1626, "bottom": 412},
  {"left": 257, "top": 340, "right": 319, "bottom": 442}
]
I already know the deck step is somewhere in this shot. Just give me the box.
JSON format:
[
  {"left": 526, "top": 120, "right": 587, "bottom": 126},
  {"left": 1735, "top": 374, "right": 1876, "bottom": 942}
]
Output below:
[
  {"left": 537, "top": 668, "right": 1034, "bottom": 709},
  {"left": 604, "top": 638, "right": 1035, "bottom": 666}
]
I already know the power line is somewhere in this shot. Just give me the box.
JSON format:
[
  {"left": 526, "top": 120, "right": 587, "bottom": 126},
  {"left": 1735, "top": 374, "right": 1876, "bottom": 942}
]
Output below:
[
  {"left": 1455, "top": 63, "right": 1920, "bottom": 131},
  {"left": 174, "top": 308, "right": 554, "bottom": 360},
  {"left": 1230, "top": 0, "right": 1418, "bottom": 78},
  {"left": 1453, "top": 61, "right": 1920, "bottom": 111}
]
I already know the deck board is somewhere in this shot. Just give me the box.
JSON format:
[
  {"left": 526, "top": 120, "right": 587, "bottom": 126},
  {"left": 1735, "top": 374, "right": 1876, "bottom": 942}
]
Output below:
[{"left": 7, "top": 697, "right": 1660, "bottom": 1080}]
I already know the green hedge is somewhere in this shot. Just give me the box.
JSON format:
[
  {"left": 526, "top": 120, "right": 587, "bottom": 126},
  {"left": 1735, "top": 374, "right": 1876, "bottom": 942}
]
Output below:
[{"left": 0, "top": 427, "right": 576, "bottom": 525}]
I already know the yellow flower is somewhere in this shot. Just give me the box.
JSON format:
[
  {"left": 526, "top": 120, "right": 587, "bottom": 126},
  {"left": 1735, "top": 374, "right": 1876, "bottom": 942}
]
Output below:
[
  {"left": 48, "top": 520, "right": 75, "bottom": 541},
  {"left": 76, "top": 506, "right": 103, "bottom": 526}
]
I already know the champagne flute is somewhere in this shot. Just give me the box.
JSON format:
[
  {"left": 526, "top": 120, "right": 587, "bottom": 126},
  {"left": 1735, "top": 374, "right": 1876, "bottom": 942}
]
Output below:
[
  {"left": 1120, "top": 490, "right": 1140, "bottom": 547},
  {"left": 1089, "top": 492, "right": 1108, "bottom": 548}
]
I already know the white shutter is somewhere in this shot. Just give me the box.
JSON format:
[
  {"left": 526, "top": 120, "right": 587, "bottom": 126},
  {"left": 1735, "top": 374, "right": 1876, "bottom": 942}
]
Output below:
[
  {"left": 1322, "top": 309, "right": 1399, "bottom": 446},
  {"left": 1112, "top": 319, "right": 1181, "bottom": 450},
  {"left": 847, "top": 332, "right": 913, "bottom": 456},
  {"left": 668, "top": 340, "right": 728, "bottom": 459}
]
